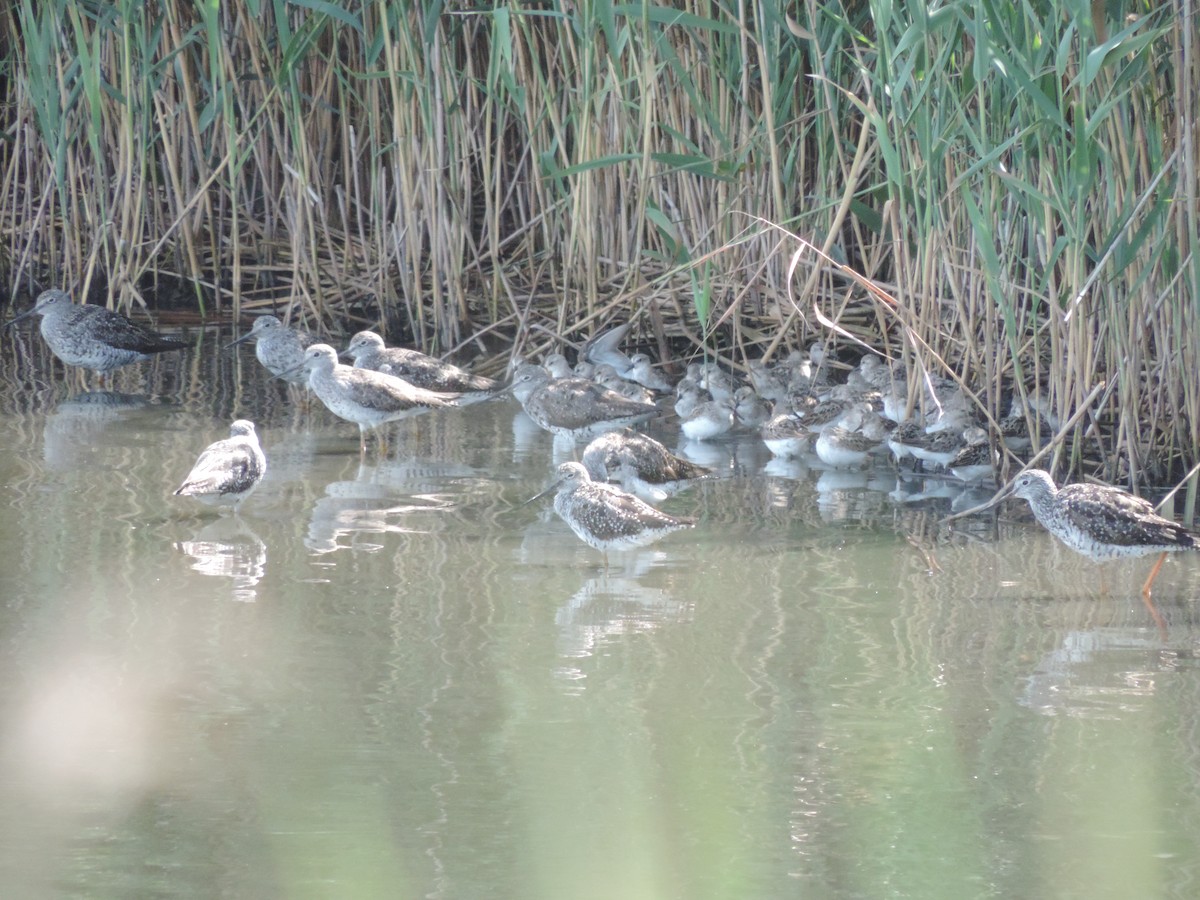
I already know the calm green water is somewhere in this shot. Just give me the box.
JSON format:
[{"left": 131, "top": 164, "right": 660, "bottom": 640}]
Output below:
[{"left": 2, "top": 328, "right": 1200, "bottom": 899}]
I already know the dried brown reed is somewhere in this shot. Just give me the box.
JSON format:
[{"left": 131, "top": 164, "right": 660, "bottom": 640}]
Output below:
[{"left": 0, "top": 2, "right": 1196, "bottom": 490}]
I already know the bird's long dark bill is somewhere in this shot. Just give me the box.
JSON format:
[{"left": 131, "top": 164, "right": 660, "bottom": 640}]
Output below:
[
  {"left": 272, "top": 361, "right": 307, "bottom": 382},
  {"left": 222, "top": 330, "right": 257, "bottom": 350},
  {"left": 981, "top": 478, "right": 1019, "bottom": 511},
  {"left": 3, "top": 306, "right": 37, "bottom": 329},
  {"left": 516, "top": 479, "right": 563, "bottom": 509}
]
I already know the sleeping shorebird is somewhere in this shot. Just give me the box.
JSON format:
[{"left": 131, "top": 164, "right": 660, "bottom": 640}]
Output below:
[{"left": 174, "top": 419, "right": 267, "bottom": 513}]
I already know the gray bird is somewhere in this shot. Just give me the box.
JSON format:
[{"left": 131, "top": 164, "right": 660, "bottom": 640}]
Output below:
[
  {"left": 529, "top": 461, "right": 695, "bottom": 566},
  {"left": 174, "top": 419, "right": 267, "bottom": 512},
  {"left": 342, "top": 330, "right": 499, "bottom": 402},
  {"left": 225, "top": 315, "right": 317, "bottom": 385},
  {"left": 581, "top": 429, "right": 713, "bottom": 501},
  {"left": 5, "top": 288, "right": 187, "bottom": 384},
  {"left": 509, "top": 364, "right": 657, "bottom": 440},
  {"left": 278, "top": 344, "right": 460, "bottom": 455},
  {"left": 1007, "top": 468, "right": 1200, "bottom": 633}
]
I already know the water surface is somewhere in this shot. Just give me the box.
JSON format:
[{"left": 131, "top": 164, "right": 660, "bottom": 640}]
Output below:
[{"left": 1, "top": 328, "right": 1199, "bottom": 899}]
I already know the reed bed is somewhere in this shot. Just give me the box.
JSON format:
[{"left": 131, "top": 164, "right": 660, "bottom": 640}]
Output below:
[{"left": 0, "top": 1, "right": 1197, "bottom": 488}]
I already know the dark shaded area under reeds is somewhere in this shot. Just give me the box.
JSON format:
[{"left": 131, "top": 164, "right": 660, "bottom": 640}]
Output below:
[{"left": 1, "top": 1, "right": 1198, "bottom": 494}]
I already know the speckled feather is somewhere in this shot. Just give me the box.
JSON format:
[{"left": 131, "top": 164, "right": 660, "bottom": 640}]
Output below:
[
  {"left": 760, "top": 412, "right": 810, "bottom": 457},
  {"left": 1012, "top": 469, "right": 1198, "bottom": 560},
  {"left": 227, "top": 315, "right": 317, "bottom": 383},
  {"left": 343, "top": 331, "right": 498, "bottom": 395},
  {"left": 7, "top": 288, "right": 186, "bottom": 373},
  {"left": 289, "top": 344, "right": 460, "bottom": 433},
  {"left": 510, "top": 366, "right": 657, "bottom": 437},
  {"left": 547, "top": 462, "right": 695, "bottom": 552},
  {"left": 581, "top": 429, "right": 712, "bottom": 499},
  {"left": 947, "top": 440, "right": 996, "bottom": 482},
  {"left": 174, "top": 419, "right": 266, "bottom": 508}
]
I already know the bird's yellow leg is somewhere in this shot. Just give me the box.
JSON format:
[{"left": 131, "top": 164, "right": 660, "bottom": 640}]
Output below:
[{"left": 1140, "top": 552, "right": 1169, "bottom": 639}]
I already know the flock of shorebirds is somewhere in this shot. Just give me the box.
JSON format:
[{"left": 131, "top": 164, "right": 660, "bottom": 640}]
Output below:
[{"left": 4, "top": 288, "right": 1198, "bottom": 632}]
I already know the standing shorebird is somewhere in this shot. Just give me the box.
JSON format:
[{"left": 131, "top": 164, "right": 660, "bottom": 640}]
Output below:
[
  {"left": 679, "top": 395, "right": 737, "bottom": 441},
  {"left": 278, "top": 344, "right": 459, "bottom": 455},
  {"left": 625, "top": 353, "right": 674, "bottom": 393},
  {"left": 581, "top": 429, "right": 713, "bottom": 502},
  {"left": 174, "top": 419, "right": 267, "bottom": 512},
  {"left": 225, "top": 315, "right": 317, "bottom": 384},
  {"left": 509, "top": 364, "right": 657, "bottom": 440},
  {"left": 4, "top": 288, "right": 187, "bottom": 386},
  {"left": 341, "top": 330, "right": 499, "bottom": 403},
  {"left": 1008, "top": 468, "right": 1199, "bottom": 632},
  {"left": 530, "top": 461, "right": 696, "bottom": 566}
]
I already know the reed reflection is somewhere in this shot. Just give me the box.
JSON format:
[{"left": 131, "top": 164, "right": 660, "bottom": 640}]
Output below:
[
  {"left": 554, "top": 561, "right": 693, "bottom": 662},
  {"left": 1019, "top": 622, "right": 1180, "bottom": 719},
  {"left": 304, "top": 458, "right": 469, "bottom": 554},
  {"left": 42, "top": 390, "right": 150, "bottom": 471}
]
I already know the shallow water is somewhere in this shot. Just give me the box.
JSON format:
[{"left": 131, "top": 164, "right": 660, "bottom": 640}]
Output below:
[{"left": 2, "top": 327, "right": 1200, "bottom": 899}]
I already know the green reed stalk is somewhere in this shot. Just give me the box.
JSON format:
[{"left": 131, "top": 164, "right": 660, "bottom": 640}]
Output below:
[{"left": 0, "top": 1, "right": 1196, "bottom": 481}]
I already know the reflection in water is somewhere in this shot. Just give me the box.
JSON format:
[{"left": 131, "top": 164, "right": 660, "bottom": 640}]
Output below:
[
  {"left": 676, "top": 436, "right": 733, "bottom": 470},
  {"left": 553, "top": 564, "right": 693, "bottom": 664},
  {"left": 175, "top": 516, "right": 267, "bottom": 602},
  {"left": 42, "top": 391, "right": 151, "bottom": 471},
  {"left": 6, "top": 333, "right": 1200, "bottom": 899},
  {"left": 510, "top": 409, "right": 544, "bottom": 462},
  {"left": 761, "top": 454, "right": 809, "bottom": 480},
  {"left": 304, "top": 458, "right": 470, "bottom": 554},
  {"left": 1021, "top": 628, "right": 1165, "bottom": 718}
]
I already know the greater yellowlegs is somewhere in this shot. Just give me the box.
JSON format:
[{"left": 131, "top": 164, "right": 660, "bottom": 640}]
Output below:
[
  {"left": 582, "top": 429, "right": 714, "bottom": 501},
  {"left": 225, "top": 315, "right": 317, "bottom": 384},
  {"left": 174, "top": 419, "right": 267, "bottom": 512},
  {"left": 531, "top": 461, "right": 696, "bottom": 565},
  {"left": 509, "top": 364, "right": 657, "bottom": 439},
  {"left": 1008, "top": 468, "right": 1199, "bottom": 631},
  {"left": 279, "top": 343, "right": 459, "bottom": 454},
  {"left": 4, "top": 288, "right": 186, "bottom": 384},
  {"left": 342, "top": 330, "right": 499, "bottom": 402}
]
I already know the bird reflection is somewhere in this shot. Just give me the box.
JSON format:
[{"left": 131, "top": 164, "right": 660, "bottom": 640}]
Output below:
[
  {"left": 42, "top": 391, "right": 150, "bottom": 471},
  {"left": 1020, "top": 628, "right": 1164, "bottom": 718},
  {"left": 676, "top": 438, "right": 732, "bottom": 471},
  {"left": 175, "top": 516, "right": 267, "bottom": 602},
  {"left": 553, "top": 565, "right": 693, "bottom": 664},
  {"left": 510, "top": 408, "right": 544, "bottom": 463},
  {"left": 304, "top": 458, "right": 470, "bottom": 554},
  {"left": 887, "top": 473, "right": 964, "bottom": 506},
  {"left": 762, "top": 454, "right": 810, "bottom": 480}
]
